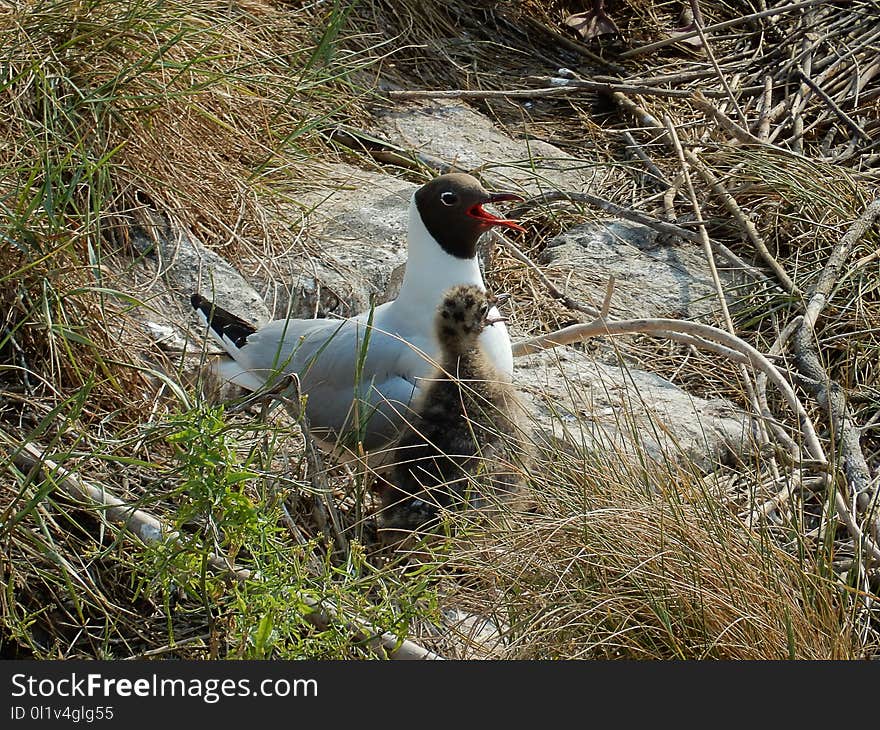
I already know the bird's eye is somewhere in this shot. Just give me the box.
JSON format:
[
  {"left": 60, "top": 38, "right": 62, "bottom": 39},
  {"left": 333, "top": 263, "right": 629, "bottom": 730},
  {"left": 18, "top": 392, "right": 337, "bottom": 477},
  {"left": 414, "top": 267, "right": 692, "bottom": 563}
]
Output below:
[{"left": 440, "top": 191, "right": 458, "bottom": 206}]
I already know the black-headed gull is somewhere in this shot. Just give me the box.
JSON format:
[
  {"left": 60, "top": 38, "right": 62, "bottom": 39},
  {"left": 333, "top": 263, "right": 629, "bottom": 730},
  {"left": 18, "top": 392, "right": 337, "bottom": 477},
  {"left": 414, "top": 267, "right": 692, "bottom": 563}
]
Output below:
[{"left": 191, "top": 173, "right": 523, "bottom": 451}]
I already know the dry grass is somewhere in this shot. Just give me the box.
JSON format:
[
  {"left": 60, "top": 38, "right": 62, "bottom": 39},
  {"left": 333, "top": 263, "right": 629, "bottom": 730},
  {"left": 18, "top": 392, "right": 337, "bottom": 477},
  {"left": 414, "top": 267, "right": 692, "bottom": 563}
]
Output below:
[
  {"left": 432, "top": 446, "right": 855, "bottom": 659},
  {"left": 0, "top": 0, "right": 385, "bottom": 659},
  {"left": 1, "top": 0, "right": 378, "bottom": 257},
  {"left": 2, "top": 0, "right": 880, "bottom": 659}
]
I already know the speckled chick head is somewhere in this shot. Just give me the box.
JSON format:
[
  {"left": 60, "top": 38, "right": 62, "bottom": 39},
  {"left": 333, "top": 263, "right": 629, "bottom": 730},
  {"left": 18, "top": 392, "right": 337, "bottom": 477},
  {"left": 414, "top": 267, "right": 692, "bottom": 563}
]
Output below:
[{"left": 435, "top": 284, "right": 499, "bottom": 357}]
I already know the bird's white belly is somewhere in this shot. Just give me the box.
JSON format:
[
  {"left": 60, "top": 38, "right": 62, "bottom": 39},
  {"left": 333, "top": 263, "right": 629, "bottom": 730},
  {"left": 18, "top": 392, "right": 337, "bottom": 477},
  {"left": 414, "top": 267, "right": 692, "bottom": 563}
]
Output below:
[{"left": 480, "top": 311, "right": 514, "bottom": 379}]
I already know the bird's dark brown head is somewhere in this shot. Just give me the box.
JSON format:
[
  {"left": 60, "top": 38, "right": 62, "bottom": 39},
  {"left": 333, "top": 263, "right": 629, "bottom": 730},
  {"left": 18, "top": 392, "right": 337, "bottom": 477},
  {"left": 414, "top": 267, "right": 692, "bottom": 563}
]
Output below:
[
  {"left": 414, "top": 173, "right": 524, "bottom": 259},
  {"left": 435, "top": 284, "right": 505, "bottom": 355}
]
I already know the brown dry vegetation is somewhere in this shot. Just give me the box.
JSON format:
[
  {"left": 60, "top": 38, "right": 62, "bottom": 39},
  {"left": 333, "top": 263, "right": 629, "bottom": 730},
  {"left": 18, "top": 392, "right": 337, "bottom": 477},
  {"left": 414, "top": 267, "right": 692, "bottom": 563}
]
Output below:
[{"left": 1, "top": 0, "right": 879, "bottom": 660}]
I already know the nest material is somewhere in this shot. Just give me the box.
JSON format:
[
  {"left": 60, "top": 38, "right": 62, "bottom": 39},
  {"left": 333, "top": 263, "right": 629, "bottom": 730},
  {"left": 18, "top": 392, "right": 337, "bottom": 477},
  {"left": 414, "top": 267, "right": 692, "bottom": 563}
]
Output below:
[{"left": 2, "top": 0, "right": 879, "bottom": 659}]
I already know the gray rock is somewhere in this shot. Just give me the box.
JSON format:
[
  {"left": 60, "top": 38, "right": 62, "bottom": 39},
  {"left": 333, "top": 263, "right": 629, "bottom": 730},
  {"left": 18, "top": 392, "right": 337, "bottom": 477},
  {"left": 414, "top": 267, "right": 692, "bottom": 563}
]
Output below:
[
  {"left": 409, "top": 606, "right": 510, "bottom": 660},
  {"left": 376, "top": 99, "right": 606, "bottom": 194},
  {"left": 437, "top": 607, "right": 509, "bottom": 660},
  {"left": 538, "top": 219, "right": 733, "bottom": 321},
  {"left": 128, "top": 209, "right": 269, "bottom": 336},
  {"left": 515, "top": 347, "right": 751, "bottom": 471},
  {"left": 241, "top": 165, "right": 416, "bottom": 319}
]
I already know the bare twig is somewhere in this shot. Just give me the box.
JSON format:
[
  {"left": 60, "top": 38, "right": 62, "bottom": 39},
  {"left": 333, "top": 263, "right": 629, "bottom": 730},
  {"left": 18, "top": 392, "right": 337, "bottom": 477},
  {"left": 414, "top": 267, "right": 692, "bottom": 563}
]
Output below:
[
  {"left": 617, "top": 0, "right": 827, "bottom": 59},
  {"left": 684, "top": 149, "right": 799, "bottom": 295},
  {"left": 796, "top": 68, "right": 871, "bottom": 142},
  {"left": 802, "top": 199, "right": 880, "bottom": 331},
  {"left": 668, "top": 116, "right": 783, "bottom": 505},
  {"left": 489, "top": 230, "right": 599, "bottom": 318},
  {"left": 511, "top": 312, "right": 880, "bottom": 565},
  {"left": 688, "top": 1, "right": 748, "bottom": 127},
  {"left": 791, "top": 199, "right": 880, "bottom": 537},
  {"left": 388, "top": 86, "right": 581, "bottom": 101},
  {"left": 7, "top": 440, "right": 443, "bottom": 660},
  {"left": 620, "top": 129, "right": 672, "bottom": 189},
  {"left": 665, "top": 118, "right": 737, "bottom": 335},
  {"left": 519, "top": 14, "right": 627, "bottom": 75},
  {"left": 756, "top": 75, "right": 774, "bottom": 142},
  {"left": 609, "top": 93, "right": 794, "bottom": 291},
  {"left": 388, "top": 80, "right": 747, "bottom": 102},
  {"left": 508, "top": 189, "right": 771, "bottom": 283},
  {"left": 690, "top": 92, "right": 779, "bottom": 148},
  {"left": 789, "top": 41, "right": 812, "bottom": 155}
]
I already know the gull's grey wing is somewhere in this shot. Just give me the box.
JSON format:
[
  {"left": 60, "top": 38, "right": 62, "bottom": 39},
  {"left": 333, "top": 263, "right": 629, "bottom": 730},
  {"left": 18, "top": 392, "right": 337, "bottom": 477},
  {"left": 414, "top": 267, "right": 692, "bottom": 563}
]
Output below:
[
  {"left": 300, "top": 368, "right": 420, "bottom": 451},
  {"left": 234, "top": 313, "right": 428, "bottom": 448}
]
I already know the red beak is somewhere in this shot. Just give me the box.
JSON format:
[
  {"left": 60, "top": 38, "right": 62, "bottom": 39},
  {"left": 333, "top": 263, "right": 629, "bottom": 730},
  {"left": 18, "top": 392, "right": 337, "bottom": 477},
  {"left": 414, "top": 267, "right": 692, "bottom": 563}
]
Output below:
[{"left": 467, "top": 191, "right": 525, "bottom": 232}]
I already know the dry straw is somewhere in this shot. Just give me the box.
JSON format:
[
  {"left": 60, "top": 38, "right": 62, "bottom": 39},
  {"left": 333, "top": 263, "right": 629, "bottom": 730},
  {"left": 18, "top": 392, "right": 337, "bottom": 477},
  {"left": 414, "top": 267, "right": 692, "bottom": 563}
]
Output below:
[{"left": 2, "top": 0, "right": 879, "bottom": 658}]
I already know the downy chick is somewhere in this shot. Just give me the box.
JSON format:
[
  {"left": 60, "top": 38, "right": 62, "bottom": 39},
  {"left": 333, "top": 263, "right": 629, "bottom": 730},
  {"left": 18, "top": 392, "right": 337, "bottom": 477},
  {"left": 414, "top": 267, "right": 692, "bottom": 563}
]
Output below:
[{"left": 377, "top": 284, "right": 531, "bottom": 543}]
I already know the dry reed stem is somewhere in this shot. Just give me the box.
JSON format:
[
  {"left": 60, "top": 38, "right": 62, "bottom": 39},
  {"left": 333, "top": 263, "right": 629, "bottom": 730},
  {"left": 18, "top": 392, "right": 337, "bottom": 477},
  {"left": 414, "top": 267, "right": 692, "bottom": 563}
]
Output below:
[
  {"left": 791, "top": 199, "right": 880, "bottom": 539},
  {"left": 665, "top": 116, "right": 783, "bottom": 514},
  {"left": 511, "top": 308, "right": 880, "bottom": 565},
  {"left": 684, "top": 149, "right": 798, "bottom": 295},
  {"left": 508, "top": 189, "right": 770, "bottom": 283},
  {"left": 617, "top": 0, "right": 828, "bottom": 59}
]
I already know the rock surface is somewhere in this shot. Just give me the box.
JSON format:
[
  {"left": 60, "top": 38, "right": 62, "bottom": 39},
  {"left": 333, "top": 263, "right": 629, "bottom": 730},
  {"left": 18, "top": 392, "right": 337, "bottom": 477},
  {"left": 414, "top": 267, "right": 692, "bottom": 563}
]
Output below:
[
  {"left": 515, "top": 347, "right": 750, "bottom": 471},
  {"left": 436, "top": 607, "right": 509, "bottom": 660},
  {"left": 538, "top": 219, "right": 734, "bottom": 321},
  {"left": 130, "top": 210, "right": 271, "bottom": 327},
  {"left": 243, "top": 166, "right": 417, "bottom": 320},
  {"left": 376, "top": 99, "right": 607, "bottom": 195}
]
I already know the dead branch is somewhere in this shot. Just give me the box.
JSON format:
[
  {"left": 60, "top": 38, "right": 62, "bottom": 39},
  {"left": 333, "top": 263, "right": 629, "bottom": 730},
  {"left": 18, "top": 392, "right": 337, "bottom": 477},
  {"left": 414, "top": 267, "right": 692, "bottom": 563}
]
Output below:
[
  {"left": 620, "top": 129, "right": 672, "bottom": 189},
  {"left": 667, "top": 115, "right": 785, "bottom": 503},
  {"left": 802, "top": 199, "right": 880, "bottom": 331},
  {"left": 617, "top": 1, "right": 827, "bottom": 60},
  {"left": 387, "top": 86, "right": 580, "bottom": 101},
  {"left": 790, "top": 199, "right": 880, "bottom": 538},
  {"left": 690, "top": 92, "right": 781, "bottom": 149},
  {"left": 608, "top": 93, "right": 795, "bottom": 293},
  {"left": 527, "top": 76, "right": 756, "bottom": 99},
  {"left": 796, "top": 68, "right": 871, "bottom": 142},
  {"left": 508, "top": 189, "right": 771, "bottom": 284},
  {"left": 687, "top": 1, "right": 749, "bottom": 128},
  {"left": 489, "top": 230, "right": 599, "bottom": 318},
  {"left": 511, "top": 312, "right": 880, "bottom": 565},
  {"left": 665, "top": 118, "right": 738, "bottom": 335},
  {"left": 684, "top": 148, "right": 799, "bottom": 295},
  {"left": 756, "top": 75, "right": 774, "bottom": 141},
  {"left": 518, "top": 14, "right": 627, "bottom": 75},
  {"left": 7, "top": 439, "right": 443, "bottom": 660},
  {"left": 388, "top": 80, "right": 747, "bottom": 102}
]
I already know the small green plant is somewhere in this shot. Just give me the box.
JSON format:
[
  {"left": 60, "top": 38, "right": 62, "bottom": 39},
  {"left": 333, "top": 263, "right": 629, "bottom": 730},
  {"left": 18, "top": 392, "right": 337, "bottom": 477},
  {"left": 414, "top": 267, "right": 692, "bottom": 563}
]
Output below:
[{"left": 165, "top": 405, "right": 262, "bottom": 547}]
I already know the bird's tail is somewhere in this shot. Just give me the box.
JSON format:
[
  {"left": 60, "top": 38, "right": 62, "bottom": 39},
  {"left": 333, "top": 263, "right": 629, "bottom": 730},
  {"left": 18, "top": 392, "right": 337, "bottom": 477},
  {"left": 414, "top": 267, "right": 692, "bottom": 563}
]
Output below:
[
  {"left": 190, "top": 294, "right": 267, "bottom": 392},
  {"left": 190, "top": 293, "right": 257, "bottom": 353}
]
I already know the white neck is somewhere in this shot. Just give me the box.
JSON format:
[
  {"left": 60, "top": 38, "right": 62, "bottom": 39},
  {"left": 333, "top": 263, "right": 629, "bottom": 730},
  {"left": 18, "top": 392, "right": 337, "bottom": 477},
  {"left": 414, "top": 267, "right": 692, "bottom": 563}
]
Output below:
[{"left": 391, "top": 196, "right": 486, "bottom": 325}]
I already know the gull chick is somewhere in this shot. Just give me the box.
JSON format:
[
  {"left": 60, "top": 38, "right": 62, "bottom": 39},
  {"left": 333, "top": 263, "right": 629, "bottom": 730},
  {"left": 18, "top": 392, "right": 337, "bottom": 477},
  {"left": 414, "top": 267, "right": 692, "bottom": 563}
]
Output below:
[{"left": 377, "top": 284, "right": 531, "bottom": 542}]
